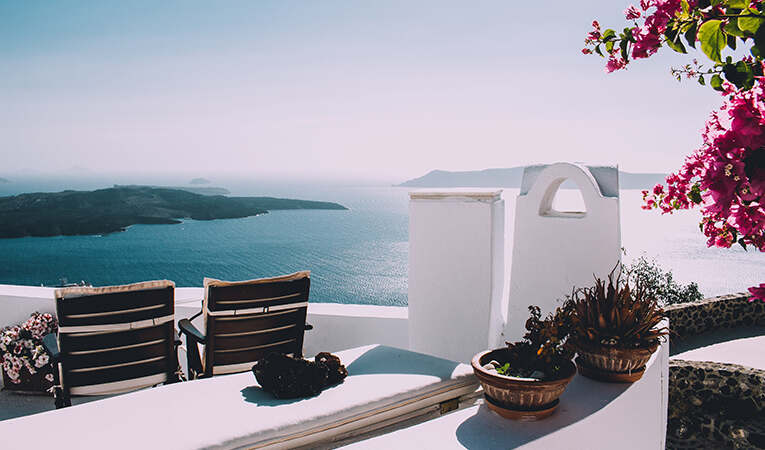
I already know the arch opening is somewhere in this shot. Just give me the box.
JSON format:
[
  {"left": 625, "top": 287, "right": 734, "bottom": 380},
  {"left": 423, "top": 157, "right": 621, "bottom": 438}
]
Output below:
[{"left": 539, "top": 177, "right": 588, "bottom": 218}]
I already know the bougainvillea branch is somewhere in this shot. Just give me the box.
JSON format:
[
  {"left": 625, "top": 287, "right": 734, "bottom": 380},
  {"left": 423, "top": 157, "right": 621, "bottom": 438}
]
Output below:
[{"left": 585, "top": 0, "right": 765, "bottom": 303}]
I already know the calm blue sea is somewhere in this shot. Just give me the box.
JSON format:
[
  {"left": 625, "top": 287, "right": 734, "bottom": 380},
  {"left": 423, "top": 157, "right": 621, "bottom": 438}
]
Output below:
[{"left": 0, "top": 179, "right": 763, "bottom": 305}]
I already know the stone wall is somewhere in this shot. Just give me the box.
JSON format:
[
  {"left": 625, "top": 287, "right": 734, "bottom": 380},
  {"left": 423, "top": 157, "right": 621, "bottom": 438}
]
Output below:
[
  {"left": 667, "top": 359, "right": 765, "bottom": 449},
  {"left": 665, "top": 292, "right": 765, "bottom": 340}
]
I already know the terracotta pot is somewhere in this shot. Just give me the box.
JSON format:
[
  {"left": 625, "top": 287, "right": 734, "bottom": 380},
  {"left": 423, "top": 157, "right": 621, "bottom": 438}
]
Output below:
[
  {"left": 574, "top": 340, "right": 658, "bottom": 383},
  {"left": 471, "top": 348, "right": 576, "bottom": 420}
]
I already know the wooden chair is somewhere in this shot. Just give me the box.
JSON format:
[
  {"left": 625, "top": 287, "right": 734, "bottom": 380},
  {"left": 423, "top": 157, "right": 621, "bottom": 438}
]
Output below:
[
  {"left": 178, "top": 271, "right": 313, "bottom": 379},
  {"left": 43, "top": 280, "right": 182, "bottom": 408}
]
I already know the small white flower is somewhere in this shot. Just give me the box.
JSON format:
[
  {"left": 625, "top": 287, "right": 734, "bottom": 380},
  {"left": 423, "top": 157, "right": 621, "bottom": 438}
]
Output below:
[
  {"left": 35, "top": 354, "right": 49, "bottom": 368},
  {"left": 45, "top": 373, "right": 54, "bottom": 382}
]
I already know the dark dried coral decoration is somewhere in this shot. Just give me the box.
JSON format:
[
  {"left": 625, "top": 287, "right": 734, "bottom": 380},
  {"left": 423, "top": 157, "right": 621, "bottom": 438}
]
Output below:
[{"left": 252, "top": 352, "right": 348, "bottom": 399}]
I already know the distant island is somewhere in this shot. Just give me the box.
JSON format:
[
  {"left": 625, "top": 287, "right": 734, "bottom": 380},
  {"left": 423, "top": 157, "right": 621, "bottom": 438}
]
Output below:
[
  {"left": 397, "top": 167, "right": 668, "bottom": 190},
  {"left": 115, "top": 184, "right": 230, "bottom": 196},
  {"left": 0, "top": 186, "right": 347, "bottom": 238},
  {"left": 0, "top": 177, "right": 9, "bottom": 184},
  {"left": 189, "top": 177, "right": 211, "bottom": 185}
]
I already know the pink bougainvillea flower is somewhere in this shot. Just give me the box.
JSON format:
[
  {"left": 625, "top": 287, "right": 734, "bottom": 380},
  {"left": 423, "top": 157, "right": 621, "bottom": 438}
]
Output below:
[
  {"left": 606, "top": 51, "right": 627, "bottom": 72},
  {"left": 749, "top": 283, "right": 765, "bottom": 302},
  {"left": 625, "top": 5, "right": 642, "bottom": 19},
  {"left": 631, "top": 26, "right": 662, "bottom": 59}
]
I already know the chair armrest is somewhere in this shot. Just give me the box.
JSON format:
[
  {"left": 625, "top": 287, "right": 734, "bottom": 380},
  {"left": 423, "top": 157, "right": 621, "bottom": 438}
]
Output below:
[
  {"left": 304, "top": 323, "right": 314, "bottom": 331},
  {"left": 178, "top": 319, "right": 206, "bottom": 343},
  {"left": 42, "top": 333, "right": 60, "bottom": 362}
]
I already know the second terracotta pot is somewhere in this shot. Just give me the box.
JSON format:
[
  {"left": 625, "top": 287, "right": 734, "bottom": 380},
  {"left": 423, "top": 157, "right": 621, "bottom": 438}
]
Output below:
[{"left": 574, "top": 340, "right": 658, "bottom": 383}]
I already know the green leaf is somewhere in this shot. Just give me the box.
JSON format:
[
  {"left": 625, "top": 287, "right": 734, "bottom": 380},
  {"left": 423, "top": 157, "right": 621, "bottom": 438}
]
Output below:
[
  {"left": 602, "top": 29, "right": 616, "bottom": 40},
  {"left": 727, "top": 34, "right": 737, "bottom": 50},
  {"left": 738, "top": 14, "right": 764, "bottom": 35},
  {"left": 698, "top": 20, "right": 727, "bottom": 63},
  {"left": 710, "top": 74, "right": 724, "bottom": 91},
  {"left": 623, "top": 27, "right": 634, "bottom": 42},
  {"left": 728, "top": 0, "right": 748, "bottom": 7},
  {"left": 754, "top": 25, "right": 765, "bottom": 59},
  {"left": 665, "top": 29, "right": 688, "bottom": 53},
  {"left": 688, "top": 183, "right": 703, "bottom": 204},
  {"left": 595, "top": 45, "right": 603, "bottom": 57},
  {"left": 738, "top": 238, "right": 748, "bottom": 251},
  {"left": 724, "top": 19, "right": 746, "bottom": 38},
  {"left": 754, "top": 62, "right": 764, "bottom": 76},
  {"left": 698, "top": 75, "right": 706, "bottom": 86},
  {"left": 723, "top": 60, "right": 754, "bottom": 90},
  {"left": 606, "top": 40, "right": 615, "bottom": 52},
  {"left": 620, "top": 38, "right": 629, "bottom": 61},
  {"left": 685, "top": 22, "right": 698, "bottom": 48}
]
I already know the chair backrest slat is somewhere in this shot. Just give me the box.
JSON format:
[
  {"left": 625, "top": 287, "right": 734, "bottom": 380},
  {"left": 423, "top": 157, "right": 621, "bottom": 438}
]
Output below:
[
  {"left": 64, "top": 355, "right": 170, "bottom": 388},
  {"left": 58, "top": 287, "right": 174, "bottom": 328},
  {"left": 54, "top": 281, "right": 177, "bottom": 396},
  {"left": 60, "top": 324, "right": 167, "bottom": 352},
  {"left": 203, "top": 272, "right": 310, "bottom": 376},
  {"left": 213, "top": 323, "right": 299, "bottom": 350},
  {"left": 211, "top": 340, "right": 297, "bottom": 368},
  {"left": 211, "top": 309, "right": 302, "bottom": 334}
]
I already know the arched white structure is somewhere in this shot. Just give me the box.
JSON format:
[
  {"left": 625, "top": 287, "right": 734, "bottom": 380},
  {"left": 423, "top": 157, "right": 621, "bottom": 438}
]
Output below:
[{"left": 504, "top": 163, "right": 622, "bottom": 342}]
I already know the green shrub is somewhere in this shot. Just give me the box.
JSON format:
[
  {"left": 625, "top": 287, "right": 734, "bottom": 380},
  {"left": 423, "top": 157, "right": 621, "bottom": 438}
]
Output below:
[{"left": 626, "top": 256, "right": 704, "bottom": 306}]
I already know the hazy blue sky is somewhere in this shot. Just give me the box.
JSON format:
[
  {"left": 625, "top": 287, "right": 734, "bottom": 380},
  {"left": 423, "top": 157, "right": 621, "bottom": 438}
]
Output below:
[{"left": 1, "top": 1, "right": 724, "bottom": 182}]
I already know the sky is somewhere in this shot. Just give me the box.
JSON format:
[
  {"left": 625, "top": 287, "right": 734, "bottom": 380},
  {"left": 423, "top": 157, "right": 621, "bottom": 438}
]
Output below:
[{"left": 0, "top": 1, "right": 727, "bottom": 183}]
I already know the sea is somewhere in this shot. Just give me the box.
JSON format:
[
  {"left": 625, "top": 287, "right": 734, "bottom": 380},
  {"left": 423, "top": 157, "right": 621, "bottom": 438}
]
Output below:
[{"left": 0, "top": 178, "right": 763, "bottom": 306}]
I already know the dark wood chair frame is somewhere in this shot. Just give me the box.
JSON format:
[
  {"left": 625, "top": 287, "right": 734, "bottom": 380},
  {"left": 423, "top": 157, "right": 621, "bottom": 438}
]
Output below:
[
  {"left": 178, "top": 275, "right": 313, "bottom": 380},
  {"left": 43, "top": 285, "right": 183, "bottom": 409}
]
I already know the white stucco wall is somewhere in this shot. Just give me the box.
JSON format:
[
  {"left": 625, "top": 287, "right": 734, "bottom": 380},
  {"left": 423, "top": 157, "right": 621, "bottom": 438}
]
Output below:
[{"left": 408, "top": 190, "right": 505, "bottom": 363}]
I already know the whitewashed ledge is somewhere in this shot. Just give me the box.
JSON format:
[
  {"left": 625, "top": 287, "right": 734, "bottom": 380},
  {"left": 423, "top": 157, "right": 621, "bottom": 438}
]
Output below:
[
  {"left": 346, "top": 337, "right": 670, "bottom": 450},
  {"left": 0, "top": 345, "right": 480, "bottom": 450}
]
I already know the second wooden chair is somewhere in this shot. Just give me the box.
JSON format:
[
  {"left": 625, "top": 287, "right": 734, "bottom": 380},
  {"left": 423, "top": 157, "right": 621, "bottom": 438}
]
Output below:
[{"left": 178, "top": 271, "right": 313, "bottom": 379}]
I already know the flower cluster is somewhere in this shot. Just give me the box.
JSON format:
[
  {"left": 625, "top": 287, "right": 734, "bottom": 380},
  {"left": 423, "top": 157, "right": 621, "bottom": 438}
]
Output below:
[
  {"left": 584, "top": 1, "right": 687, "bottom": 73},
  {"left": 586, "top": 0, "right": 765, "bottom": 303},
  {"left": 584, "top": 1, "right": 765, "bottom": 81},
  {"left": 0, "top": 312, "right": 57, "bottom": 389},
  {"left": 643, "top": 77, "right": 765, "bottom": 256}
]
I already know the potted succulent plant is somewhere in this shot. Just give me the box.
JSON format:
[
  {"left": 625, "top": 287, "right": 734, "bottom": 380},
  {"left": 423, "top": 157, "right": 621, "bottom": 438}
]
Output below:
[
  {"left": 569, "top": 267, "right": 668, "bottom": 383},
  {"left": 471, "top": 305, "right": 576, "bottom": 421}
]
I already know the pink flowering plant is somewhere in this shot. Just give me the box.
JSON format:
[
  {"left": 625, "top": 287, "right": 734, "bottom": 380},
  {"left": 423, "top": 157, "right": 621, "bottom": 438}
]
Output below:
[
  {"left": 584, "top": 0, "right": 765, "bottom": 303},
  {"left": 0, "top": 312, "right": 58, "bottom": 391}
]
